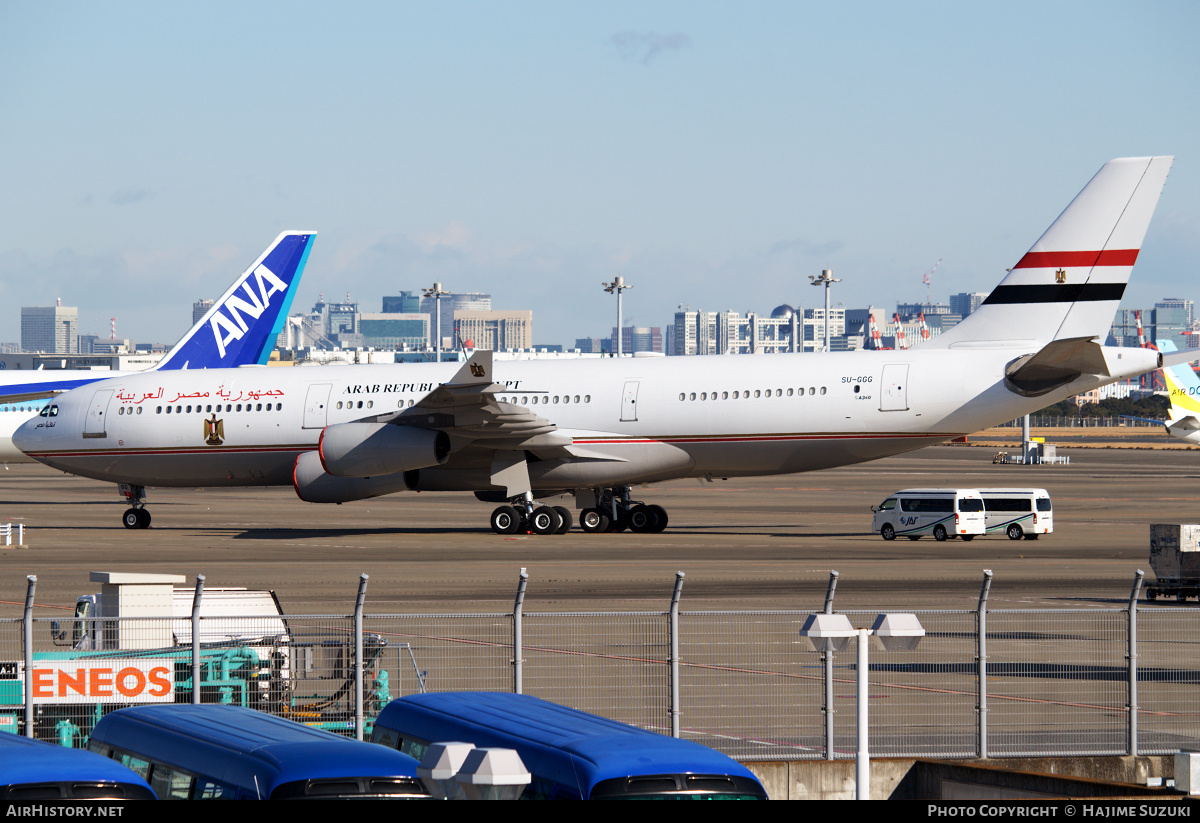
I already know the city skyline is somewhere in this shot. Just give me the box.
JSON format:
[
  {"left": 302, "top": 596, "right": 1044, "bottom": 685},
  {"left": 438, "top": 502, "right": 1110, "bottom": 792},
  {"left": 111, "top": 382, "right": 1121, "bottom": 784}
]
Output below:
[{"left": 2, "top": 2, "right": 1197, "bottom": 348}]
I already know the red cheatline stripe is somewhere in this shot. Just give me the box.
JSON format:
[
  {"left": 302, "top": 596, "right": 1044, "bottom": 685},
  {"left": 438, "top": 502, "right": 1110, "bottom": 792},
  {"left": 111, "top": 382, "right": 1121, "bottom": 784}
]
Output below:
[{"left": 1013, "top": 249, "right": 1139, "bottom": 269}]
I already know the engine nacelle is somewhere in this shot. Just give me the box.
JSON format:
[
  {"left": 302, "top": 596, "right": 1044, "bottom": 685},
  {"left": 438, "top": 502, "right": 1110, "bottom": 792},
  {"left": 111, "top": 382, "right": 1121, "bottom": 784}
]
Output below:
[
  {"left": 319, "top": 422, "right": 450, "bottom": 478},
  {"left": 293, "top": 451, "right": 413, "bottom": 504}
]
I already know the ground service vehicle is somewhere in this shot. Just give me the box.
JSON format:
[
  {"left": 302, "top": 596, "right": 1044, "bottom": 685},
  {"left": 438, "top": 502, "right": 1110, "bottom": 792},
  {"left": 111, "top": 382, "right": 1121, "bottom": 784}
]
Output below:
[
  {"left": 1146, "top": 524, "right": 1200, "bottom": 602},
  {"left": 0, "top": 732, "right": 156, "bottom": 800},
  {"left": 978, "top": 488, "right": 1053, "bottom": 539},
  {"left": 87, "top": 704, "right": 429, "bottom": 800},
  {"left": 371, "top": 691, "right": 768, "bottom": 800},
  {"left": 871, "top": 489, "right": 986, "bottom": 541}
]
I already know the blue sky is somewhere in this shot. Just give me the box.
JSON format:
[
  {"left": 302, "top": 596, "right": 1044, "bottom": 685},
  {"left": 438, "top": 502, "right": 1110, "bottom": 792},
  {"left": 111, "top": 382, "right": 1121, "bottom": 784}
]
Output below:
[{"left": 1, "top": 1, "right": 1197, "bottom": 347}]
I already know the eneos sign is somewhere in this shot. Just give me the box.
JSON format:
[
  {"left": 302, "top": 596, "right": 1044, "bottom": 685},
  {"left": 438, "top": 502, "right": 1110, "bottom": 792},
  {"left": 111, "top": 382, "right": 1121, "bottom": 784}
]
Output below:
[{"left": 28, "top": 660, "right": 174, "bottom": 704}]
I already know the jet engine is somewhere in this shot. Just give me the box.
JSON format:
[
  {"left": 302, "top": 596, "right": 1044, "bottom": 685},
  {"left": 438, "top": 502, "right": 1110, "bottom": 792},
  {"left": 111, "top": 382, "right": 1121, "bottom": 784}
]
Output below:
[
  {"left": 293, "top": 451, "right": 413, "bottom": 503},
  {"left": 318, "top": 422, "right": 450, "bottom": 478}
]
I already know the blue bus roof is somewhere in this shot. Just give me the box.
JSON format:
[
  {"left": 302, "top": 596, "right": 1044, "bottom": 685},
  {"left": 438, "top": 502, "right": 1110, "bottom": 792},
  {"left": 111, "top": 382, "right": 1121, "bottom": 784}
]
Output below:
[
  {"left": 0, "top": 733, "right": 155, "bottom": 796},
  {"left": 90, "top": 705, "right": 420, "bottom": 795},
  {"left": 374, "top": 692, "right": 762, "bottom": 797}
]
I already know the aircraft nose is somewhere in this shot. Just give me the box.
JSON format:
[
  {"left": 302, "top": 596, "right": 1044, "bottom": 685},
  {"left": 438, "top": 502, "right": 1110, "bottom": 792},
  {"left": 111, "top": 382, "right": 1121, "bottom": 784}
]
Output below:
[{"left": 12, "top": 415, "right": 42, "bottom": 455}]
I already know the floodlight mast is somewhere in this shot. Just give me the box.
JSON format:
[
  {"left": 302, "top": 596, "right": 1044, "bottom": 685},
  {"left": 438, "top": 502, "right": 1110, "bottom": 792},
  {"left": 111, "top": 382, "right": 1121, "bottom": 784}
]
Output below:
[
  {"left": 809, "top": 269, "right": 841, "bottom": 352},
  {"left": 800, "top": 611, "right": 924, "bottom": 800},
  {"left": 602, "top": 276, "right": 632, "bottom": 356},
  {"left": 422, "top": 282, "right": 450, "bottom": 361}
]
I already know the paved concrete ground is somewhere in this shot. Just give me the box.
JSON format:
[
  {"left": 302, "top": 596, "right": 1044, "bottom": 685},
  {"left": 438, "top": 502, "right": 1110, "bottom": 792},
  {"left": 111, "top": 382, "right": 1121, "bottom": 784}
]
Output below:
[{"left": 0, "top": 444, "right": 1196, "bottom": 617}]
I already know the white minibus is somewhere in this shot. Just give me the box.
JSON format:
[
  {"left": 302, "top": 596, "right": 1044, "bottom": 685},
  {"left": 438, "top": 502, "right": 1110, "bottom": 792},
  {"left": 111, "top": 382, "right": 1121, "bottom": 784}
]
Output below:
[
  {"left": 977, "top": 488, "right": 1053, "bottom": 540},
  {"left": 871, "top": 489, "right": 986, "bottom": 541}
]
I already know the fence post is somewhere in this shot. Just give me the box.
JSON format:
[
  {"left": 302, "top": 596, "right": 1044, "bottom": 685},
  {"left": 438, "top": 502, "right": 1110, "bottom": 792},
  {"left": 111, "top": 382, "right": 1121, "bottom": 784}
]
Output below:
[
  {"left": 513, "top": 568, "right": 528, "bottom": 695},
  {"left": 1128, "top": 569, "right": 1144, "bottom": 756},
  {"left": 354, "top": 573, "right": 368, "bottom": 741},
  {"left": 669, "top": 572, "right": 684, "bottom": 738},
  {"left": 191, "top": 574, "right": 205, "bottom": 705},
  {"left": 977, "top": 570, "right": 993, "bottom": 759},
  {"left": 824, "top": 570, "right": 839, "bottom": 760},
  {"left": 22, "top": 575, "right": 35, "bottom": 739}
]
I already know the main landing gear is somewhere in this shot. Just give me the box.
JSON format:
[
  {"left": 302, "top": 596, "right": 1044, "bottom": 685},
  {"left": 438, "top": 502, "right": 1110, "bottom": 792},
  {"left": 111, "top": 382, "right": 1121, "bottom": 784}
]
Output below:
[
  {"left": 489, "top": 487, "right": 669, "bottom": 535},
  {"left": 119, "top": 484, "right": 151, "bottom": 530},
  {"left": 489, "top": 494, "right": 572, "bottom": 536}
]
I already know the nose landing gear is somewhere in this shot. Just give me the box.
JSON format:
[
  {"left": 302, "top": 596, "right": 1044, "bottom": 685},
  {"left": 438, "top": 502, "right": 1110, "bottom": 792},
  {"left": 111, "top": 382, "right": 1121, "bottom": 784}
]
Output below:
[{"left": 119, "top": 484, "right": 151, "bottom": 530}]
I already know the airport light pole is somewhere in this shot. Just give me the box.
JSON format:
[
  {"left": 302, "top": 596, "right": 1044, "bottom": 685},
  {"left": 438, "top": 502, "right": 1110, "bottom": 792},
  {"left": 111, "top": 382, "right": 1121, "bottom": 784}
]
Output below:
[
  {"left": 603, "top": 276, "right": 632, "bottom": 356},
  {"left": 809, "top": 269, "right": 841, "bottom": 352},
  {"left": 423, "top": 282, "right": 449, "bottom": 362},
  {"left": 801, "top": 612, "right": 925, "bottom": 800}
]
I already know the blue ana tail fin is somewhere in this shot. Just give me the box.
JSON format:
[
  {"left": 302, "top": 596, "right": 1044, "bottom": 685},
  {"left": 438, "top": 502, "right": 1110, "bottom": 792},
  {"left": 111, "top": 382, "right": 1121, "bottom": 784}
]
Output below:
[{"left": 154, "top": 231, "right": 316, "bottom": 370}]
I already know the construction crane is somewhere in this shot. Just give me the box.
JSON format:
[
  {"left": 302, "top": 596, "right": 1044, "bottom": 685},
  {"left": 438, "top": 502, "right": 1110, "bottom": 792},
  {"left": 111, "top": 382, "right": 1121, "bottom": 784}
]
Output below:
[{"left": 922, "top": 258, "right": 942, "bottom": 304}]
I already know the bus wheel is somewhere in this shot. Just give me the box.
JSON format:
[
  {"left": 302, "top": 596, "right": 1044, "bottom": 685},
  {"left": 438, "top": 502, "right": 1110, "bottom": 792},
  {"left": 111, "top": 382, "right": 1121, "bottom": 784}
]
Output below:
[
  {"left": 881, "top": 524, "right": 895, "bottom": 541},
  {"left": 1007, "top": 524, "right": 1024, "bottom": 541},
  {"left": 933, "top": 525, "right": 948, "bottom": 541}
]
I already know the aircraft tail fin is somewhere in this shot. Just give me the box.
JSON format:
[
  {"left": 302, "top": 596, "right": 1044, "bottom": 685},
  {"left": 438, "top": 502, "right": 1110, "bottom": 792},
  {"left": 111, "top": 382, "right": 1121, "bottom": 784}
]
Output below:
[
  {"left": 154, "top": 231, "right": 316, "bottom": 371},
  {"left": 928, "top": 157, "right": 1173, "bottom": 348},
  {"left": 1155, "top": 340, "right": 1200, "bottom": 424}
]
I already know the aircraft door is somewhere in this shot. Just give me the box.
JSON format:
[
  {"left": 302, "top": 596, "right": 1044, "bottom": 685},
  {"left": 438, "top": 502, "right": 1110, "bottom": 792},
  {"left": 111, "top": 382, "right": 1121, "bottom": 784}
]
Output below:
[
  {"left": 879, "top": 364, "right": 909, "bottom": 412},
  {"left": 620, "top": 381, "right": 640, "bottom": 422},
  {"left": 83, "top": 390, "right": 114, "bottom": 438},
  {"left": 303, "top": 384, "right": 333, "bottom": 429}
]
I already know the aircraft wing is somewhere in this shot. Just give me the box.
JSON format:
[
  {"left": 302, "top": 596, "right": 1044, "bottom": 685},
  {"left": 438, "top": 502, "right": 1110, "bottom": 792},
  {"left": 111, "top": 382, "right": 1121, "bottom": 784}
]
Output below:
[{"left": 394, "top": 350, "right": 574, "bottom": 452}]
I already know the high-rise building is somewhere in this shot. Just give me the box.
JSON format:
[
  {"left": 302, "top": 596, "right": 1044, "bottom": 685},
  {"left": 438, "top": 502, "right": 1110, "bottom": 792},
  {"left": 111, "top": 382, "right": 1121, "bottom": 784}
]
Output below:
[
  {"left": 21, "top": 304, "right": 78, "bottom": 353},
  {"left": 1154, "top": 298, "right": 1195, "bottom": 349},
  {"left": 420, "top": 292, "right": 490, "bottom": 344},
  {"left": 575, "top": 337, "right": 608, "bottom": 353},
  {"left": 454, "top": 310, "right": 532, "bottom": 350},
  {"left": 192, "top": 299, "right": 215, "bottom": 324},
  {"left": 610, "top": 326, "right": 663, "bottom": 354},
  {"left": 382, "top": 291, "right": 421, "bottom": 314},
  {"left": 358, "top": 313, "right": 429, "bottom": 349},
  {"left": 949, "top": 292, "right": 987, "bottom": 318}
]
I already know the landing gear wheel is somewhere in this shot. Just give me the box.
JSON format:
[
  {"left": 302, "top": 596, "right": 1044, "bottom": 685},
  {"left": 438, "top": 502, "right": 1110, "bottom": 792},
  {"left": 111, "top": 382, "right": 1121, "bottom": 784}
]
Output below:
[
  {"left": 1007, "top": 524, "right": 1024, "bottom": 541},
  {"left": 122, "top": 508, "right": 142, "bottom": 530},
  {"left": 529, "top": 506, "right": 563, "bottom": 535},
  {"left": 490, "top": 505, "right": 522, "bottom": 535},
  {"left": 608, "top": 514, "right": 628, "bottom": 533},
  {"left": 553, "top": 506, "right": 573, "bottom": 534},
  {"left": 933, "top": 525, "right": 948, "bottom": 542},
  {"left": 579, "top": 508, "right": 610, "bottom": 534},
  {"left": 628, "top": 504, "right": 658, "bottom": 533},
  {"left": 137, "top": 509, "right": 151, "bottom": 529},
  {"left": 881, "top": 524, "right": 896, "bottom": 541},
  {"left": 647, "top": 505, "right": 668, "bottom": 533}
]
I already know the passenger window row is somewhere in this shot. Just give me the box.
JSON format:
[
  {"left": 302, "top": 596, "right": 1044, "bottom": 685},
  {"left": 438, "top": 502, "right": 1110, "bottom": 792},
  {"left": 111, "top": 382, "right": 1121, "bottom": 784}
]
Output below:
[
  {"left": 143, "top": 403, "right": 283, "bottom": 415},
  {"left": 679, "top": 387, "right": 827, "bottom": 401},
  {"left": 500, "top": 395, "right": 591, "bottom": 405}
]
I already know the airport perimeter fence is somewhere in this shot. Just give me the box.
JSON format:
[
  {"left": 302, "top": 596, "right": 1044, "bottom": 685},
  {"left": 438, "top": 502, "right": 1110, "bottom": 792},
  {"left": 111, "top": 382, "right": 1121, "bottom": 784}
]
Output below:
[
  {"left": 999, "top": 415, "right": 1163, "bottom": 428},
  {"left": 3, "top": 572, "right": 1199, "bottom": 763}
]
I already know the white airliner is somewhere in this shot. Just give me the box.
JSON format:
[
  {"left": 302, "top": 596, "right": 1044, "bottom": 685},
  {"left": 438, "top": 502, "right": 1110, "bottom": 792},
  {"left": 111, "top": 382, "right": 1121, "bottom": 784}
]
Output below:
[
  {"left": 14, "top": 158, "right": 1175, "bottom": 534},
  {"left": 0, "top": 232, "right": 315, "bottom": 463}
]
